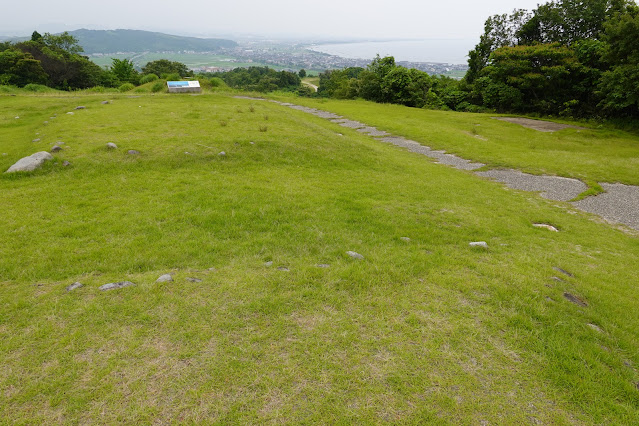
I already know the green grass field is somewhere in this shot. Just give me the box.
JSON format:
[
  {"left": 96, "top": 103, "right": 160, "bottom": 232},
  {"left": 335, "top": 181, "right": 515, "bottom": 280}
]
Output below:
[{"left": 1, "top": 90, "right": 638, "bottom": 423}]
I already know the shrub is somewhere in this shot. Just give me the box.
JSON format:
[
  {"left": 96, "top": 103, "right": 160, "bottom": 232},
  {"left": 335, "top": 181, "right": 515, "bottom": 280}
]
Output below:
[
  {"left": 259, "top": 125, "right": 268, "bottom": 132},
  {"left": 23, "top": 84, "right": 51, "bottom": 92},
  {"left": 139, "top": 74, "right": 159, "bottom": 84},
  {"left": 118, "top": 83, "right": 135, "bottom": 92},
  {"left": 151, "top": 82, "right": 165, "bottom": 93},
  {"left": 163, "top": 73, "right": 181, "bottom": 82},
  {"left": 210, "top": 77, "right": 226, "bottom": 88}
]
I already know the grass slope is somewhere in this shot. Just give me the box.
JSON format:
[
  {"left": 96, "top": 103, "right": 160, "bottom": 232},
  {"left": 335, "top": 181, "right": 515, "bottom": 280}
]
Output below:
[
  {"left": 284, "top": 97, "right": 639, "bottom": 187},
  {"left": 1, "top": 92, "right": 638, "bottom": 423}
]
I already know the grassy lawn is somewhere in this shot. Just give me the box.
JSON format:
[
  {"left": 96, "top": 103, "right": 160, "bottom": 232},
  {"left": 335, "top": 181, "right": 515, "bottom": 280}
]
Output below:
[
  {"left": 1, "top": 91, "right": 638, "bottom": 423},
  {"left": 282, "top": 97, "right": 639, "bottom": 187}
]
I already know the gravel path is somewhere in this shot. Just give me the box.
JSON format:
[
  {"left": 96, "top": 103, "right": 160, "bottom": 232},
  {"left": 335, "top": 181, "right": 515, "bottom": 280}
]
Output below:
[
  {"left": 573, "top": 183, "right": 639, "bottom": 230},
  {"left": 235, "top": 97, "right": 639, "bottom": 231},
  {"left": 476, "top": 170, "right": 588, "bottom": 201}
]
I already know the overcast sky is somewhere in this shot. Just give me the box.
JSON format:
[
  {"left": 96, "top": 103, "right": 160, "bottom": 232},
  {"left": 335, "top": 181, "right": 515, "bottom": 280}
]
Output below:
[{"left": 3, "top": 0, "right": 545, "bottom": 40}]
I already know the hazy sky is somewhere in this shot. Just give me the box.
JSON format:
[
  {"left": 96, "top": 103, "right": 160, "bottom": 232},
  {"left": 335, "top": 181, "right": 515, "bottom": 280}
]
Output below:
[{"left": 3, "top": 0, "right": 545, "bottom": 40}]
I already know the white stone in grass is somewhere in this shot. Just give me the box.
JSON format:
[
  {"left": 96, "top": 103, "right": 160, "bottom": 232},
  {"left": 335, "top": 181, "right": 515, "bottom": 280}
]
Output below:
[
  {"left": 264, "top": 261, "right": 273, "bottom": 267},
  {"left": 317, "top": 264, "right": 330, "bottom": 268},
  {"left": 533, "top": 223, "right": 559, "bottom": 232},
  {"left": 106, "top": 142, "right": 118, "bottom": 149},
  {"left": 32, "top": 138, "right": 41, "bottom": 142},
  {"left": 99, "top": 281, "right": 135, "bottom": 291},
  {"left": 469, "top": 241, "right": 488, "bottom": 248},
  {"left": 400, "top": 237, "right": 411, "bottom": 242},
  {"left": 218, "top": 151, "right": 226, "bottom": 157},
  {"left": 66, "top": 112, "right": 74, "bottom": 115},
  {"left": 5, "top": 151, "right": 53, "bottom": 173},
  {"left": 156, "top": 274, "right": 173, "bottom": 283},
  {"left": 15, "top": 116, "right": 19, "bottom": 119},
  {"left": 127, "top": 150, "right": 140, "bottom": 155},
  {"left": 66, "top": 282, "right": 83, "bottom": 292},
  {"left": 588, "top": 323, "right": 603, "bottom": 333},
  {"left": 346, "top": 251, "right": 364, "bottom": 260}
]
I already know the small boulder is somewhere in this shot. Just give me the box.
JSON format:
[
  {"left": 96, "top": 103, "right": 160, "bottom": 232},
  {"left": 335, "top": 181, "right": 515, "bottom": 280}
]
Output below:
[
  {"left": 533, "top": 223, "right": 559, "bottom": 232},
  {"left": 99, "top": 281, "right": 135, "bottom": 291},
  {"left": 553, "top": 266, "right": 573, "bottom": 277},
  {"left": 75, "top": 106, "right": 86, "bottom": 110},
  {"left": 66, "top": 282, "right": 83, "bottom": 292},
  {"left": 5, "top": 151, "right": 53, "bottom": 173},
  {"left": 264, "top": 261, "right": 273, "bottom": 267},
  {"left": 127, "top": 150, "right": 140, "bottom": 155},
  {"left": 346, "top": 251, "right": 364, "bottom": 260},
  {"left": 469, "top": 241, "right": 488, "bottom": 248},
  {"left": 277, "top": 266, "right": 290, "bottom": 271},
  {"left": 156, "top": 274, "right": 173, "bottom": 283},
  {"left": 400, "top": 237, "right": 411, "bottom": 242},
  {"left": 32, "top": 138, "right": 41, "bottom": 143},
  {"left": 317, "top": 264, "right": 330, "bottom": 268},
  {"left": 62, "top": 161, "right": 71, "bottom": 167},
  {"left": 66, "top": 112, "right": 74, "bottom": 115},
  {"left": 218, "top": 151, "right": 226, "bottom": 157},
  {"left": 186, "top": 277, "right": 202, "bottom": 283},
  {"left": 106, "top": 142, "right": 118, "bottom": 149},
  {"left": 563, "top": 292, "right": 588, "bottom": 307},
  {"left": 101, "top": 100, "right": 110, "bottom": 104},
  {"left": 50, "top": 145, "right": 62, "bottom": 153}
]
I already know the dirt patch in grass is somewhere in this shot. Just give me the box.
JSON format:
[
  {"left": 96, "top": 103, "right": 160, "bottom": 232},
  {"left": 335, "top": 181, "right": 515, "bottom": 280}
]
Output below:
[{"left": 493, "top": 117, "right": 586, "bottom": 133}]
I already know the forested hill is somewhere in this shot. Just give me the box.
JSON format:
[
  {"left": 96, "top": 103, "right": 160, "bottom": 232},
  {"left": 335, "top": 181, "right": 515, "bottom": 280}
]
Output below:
[{"left": 67, "top": 29, "right": 237, "bottom": 53}]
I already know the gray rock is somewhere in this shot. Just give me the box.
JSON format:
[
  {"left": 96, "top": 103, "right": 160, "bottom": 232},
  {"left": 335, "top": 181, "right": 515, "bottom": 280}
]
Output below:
[
  {"left": 43, "top": 121, "right": 48, "bottom": 124},
  {"left": 587, "top": 323, "right": 602, "bottom": 333},
  {"left": 400, "top": 237, "right": 411, "bottom": 242},
  {"left": 553, "top": 267, "right": 573, "bottom": 277},
  {"left": 469, "top": 241, "right": 488, "bottom": 248},
  {"left": 75, "top": 106, "right": 86, "bottom": 110},
  {"left": 156, "top": 274, "right": 173, "bottom": 283},
  {"left": 32, "top": 138, "right": 41, "bottom": 142},
  {"left": 50, "top": 145, "right": 62, "bottom": 153},
  {"left": 218, "top": 151, "right": 226, "bottom": 157},
  {"left": 66, "top": 282, "right": 83, "bottom": 292},
  {"left": 346, "top": 251, "right": 364, "bottom": 260},
  {"left": 5, "top": 151, "right": 53, "bottom": 173},
  {"left": 563, "top": 292, "right": 587, "bottom": 307},
  {"left": 264, "top": 261, "right": 273, "bottom": 267},
  {"left": 66, "top": 112, "right": 74, "bottom": 115},
  {"left": 277, "top": 266, "right": 290, "bottom": 271},
  {"left": 106, "top": 142, "right": 118, "bottom": 149},
  {"left": 99, "top": 281, "right": 135, "bottom": 291},
  {"left": 317, "top": 264, "right": 330, "bottom": 268},
  {"left": 186, "top": 277, "right": 202, "bottom": 283},
  {"left": 127, "top": 150, "right": 140, "bottom": 155},
  {"left": 101, "top": 100, "right": 110, "bottom": 104},
  {"left": 533, "top": 223, "right": 559, "bottom": 232},
  {"left": 62, "top": 161, "right": 71, "bottom": 167}
]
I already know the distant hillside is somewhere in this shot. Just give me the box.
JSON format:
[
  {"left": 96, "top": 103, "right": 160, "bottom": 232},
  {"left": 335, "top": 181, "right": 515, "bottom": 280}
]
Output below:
[{"left": 68, "top": 29, "right": 237, "bottom": 54}]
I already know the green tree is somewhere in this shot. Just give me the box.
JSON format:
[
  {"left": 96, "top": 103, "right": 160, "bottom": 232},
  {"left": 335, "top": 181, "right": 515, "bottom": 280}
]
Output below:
[
  {"left": 0, "top": 48, "right": 47, "bottom": 86},
  {"left": 298, "top": 68, "right": 307, "bottom": 78},
  {"left": 142, "top": 59, "right": 192, "bottom": 78},
  {"left": 110, "top": 58, "right": 139, "bottom": 85},
  {"left": 42, "top": 32, "right": 84, "bottom": 54}
]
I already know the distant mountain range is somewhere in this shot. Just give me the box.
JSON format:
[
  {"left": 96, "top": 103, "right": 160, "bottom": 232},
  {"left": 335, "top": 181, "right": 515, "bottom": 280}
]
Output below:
[{"left": 2, "top": 29, "right": 238, "bottom": 54}]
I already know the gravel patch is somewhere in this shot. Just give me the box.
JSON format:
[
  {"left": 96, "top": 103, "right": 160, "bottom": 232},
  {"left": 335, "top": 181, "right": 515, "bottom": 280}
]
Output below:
[
  {"left": 336, "top": 120, "right": 367, "bottom": 129},
  {"left": 572, "top": 183, "right": 639, "bottom": 231},
  {"left": 493, "top": 117, "right": 586, "bottom": 132},
  {"left": 378, "top": 137, "right": 485, "bottom": 171},
  {"left": 475, "top": 169, "right": 587, "bottom": 201},
  {"left": 357, "top": 126, "right": 390, "bottom": 137}
]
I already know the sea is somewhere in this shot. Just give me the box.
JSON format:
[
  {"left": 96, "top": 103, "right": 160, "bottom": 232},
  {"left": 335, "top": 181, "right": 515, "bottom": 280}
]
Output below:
[{"left": 308, "top": 39, "right": 475, "bottom": 65}]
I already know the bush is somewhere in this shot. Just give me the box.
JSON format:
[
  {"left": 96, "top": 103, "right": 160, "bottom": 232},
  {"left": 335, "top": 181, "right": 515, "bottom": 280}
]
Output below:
[
  {"left": 151, "top": 82, "right": 165, "bottom": 93},
  {"left": 118, "top": 83, "right": 135, "bottom": 92},
  {"left": 23, "top": 84, "right": 51, "bottom": 92},
  {"left": 210, "top": 77, "right": 226, "bottom": 88},
  {"left": 139, "top": 73, "right": 159, "bottom": 84},
  {"left": 163, "top": 73, "right": 181, "bottom": 82}
]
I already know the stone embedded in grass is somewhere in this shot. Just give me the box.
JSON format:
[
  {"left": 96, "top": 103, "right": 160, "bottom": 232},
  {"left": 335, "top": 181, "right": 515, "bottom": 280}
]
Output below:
[
  {"left": 277, "top": 266, "right": 290, "bottom": 271},
  {"left": 101, "top": 101, "right": 110, "bottom": 104},
  {"left": 533, "top": 223, "right": 559, "bottom": 232},
  {"left": 587, "top": 323, "right": 603, "bottom": 333},
  {"left": 62, "top": 161, "right": 71, "bottom": 167},
  {"left": 469, "top": 241, "right": 488, "bottom": 248},
  {"left": 563, "top": 292, "right": 588, "bottom": 307},
  {"left": 127, "top": 150, "right": 140, "bottom": 155},
  {"left": 32, "top": 138, "right": 41, "bottom": 142},
  {"left": 5, "top": 151, "right": 53, "bottom": 173},
  {"left": 99, "top": 281, "right": 135, "bottom": 291},
  {"left": 553, "top": 267, "right": 573, "bottom": 277},
  {"left": 218, "top": 151, "right": 226, "bottom": 157},
  {"left": 66, "top": 282, "right": 83, "bottom": 292},
  {"left": 106, "top": 142, "right": 118, "bottom": 149},
  {"left": 156, "top": 274, "right": 173, "bottom": 283},
  {"left": 50, "top": 145, "right": 62, "bottom": 153},
  {"left": 75, "top": 106, "right": 86, "bottom": 110},
  {"left": 551, "top": 276, "right": 564, "bottom": 282},
  {"left": 66, "top": 112, "right": 74, "bottom": 115},
  {"left": 347, "top": 251, "right": 364, "bottom": 260},
  {"left": 264, "top": 261, "right": 273, "bottom": 267},
  {"left": 187, "top": 277, "right": 202, "bottom": 283},
  {"left": 400, "top": 237, "right": 411, "bottom": 242},
  {"left": 317, "top": 264, "right": 330, "bottom": 268},
  {"left": 43, "top": 121, "right": 48, "bottom": 124}
]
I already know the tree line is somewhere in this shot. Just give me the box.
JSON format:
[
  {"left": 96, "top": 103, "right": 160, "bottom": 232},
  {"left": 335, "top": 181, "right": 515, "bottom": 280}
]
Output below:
[{"left": 318, "top": 0, "right": 639, "bottom": 119}]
